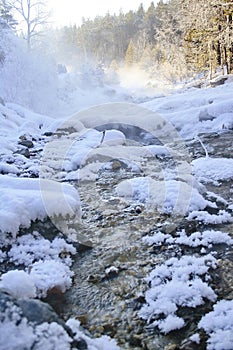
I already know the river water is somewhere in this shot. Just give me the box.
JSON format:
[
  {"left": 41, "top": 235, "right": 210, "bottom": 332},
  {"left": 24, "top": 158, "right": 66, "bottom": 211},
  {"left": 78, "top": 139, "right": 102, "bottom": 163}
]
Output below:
[{"left": 48, "top": 130, "right": 233, "bottom": 350}]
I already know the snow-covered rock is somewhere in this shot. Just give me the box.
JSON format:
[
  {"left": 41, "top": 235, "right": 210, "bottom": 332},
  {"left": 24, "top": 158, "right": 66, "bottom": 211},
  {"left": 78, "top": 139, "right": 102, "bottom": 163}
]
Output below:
[
  {"left": 192, "top": 157, "right": 233, "bottom": 183},
  {"left": 0, "top": 270, "right": 36, "bottom": 298},
  {"left": 116, "top": 177, "right": 208, "bottom": 214},
  {"left": 0, "top": 175, "right": 81, "bottom": 236},
  {"left": 139, "top": 255, "right": 217, "bottom": 333},
  {"left": 199, "top": 300, "right": 233, "bottom": 350}
]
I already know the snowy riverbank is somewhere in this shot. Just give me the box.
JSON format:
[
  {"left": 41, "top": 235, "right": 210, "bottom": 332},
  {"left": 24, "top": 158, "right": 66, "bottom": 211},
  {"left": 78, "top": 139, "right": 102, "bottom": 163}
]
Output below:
[{"left": 0, "top": 77, "right": 233, "bottom": 349}]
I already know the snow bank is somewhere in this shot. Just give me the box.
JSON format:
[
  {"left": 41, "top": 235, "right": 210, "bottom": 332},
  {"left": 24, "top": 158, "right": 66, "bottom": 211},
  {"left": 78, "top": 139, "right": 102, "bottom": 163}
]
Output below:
[
  {"left": 116, "top": 177, "right": 208, "bottom": 214},
  {"left": 0, "top": 175, "right": 81, "bottom": 236},
  {"left": 0, "top": 103, "right": 52, "bottom": 158},
  {"left": 0, "top": 318, "right": 73, "bottom": 350},
  {"left": 143, "top": 80, "right": 233, "bottom": 138},
  {"left": 0, "top": 300, "right": 121, "bottom": 350},
  {"left": 145, "top": 145, "right": 171, "bottom": 158},
  {"left": 42, "top": 128, "right": 126, "bottom": 176},
  {"left": 192, "top": 157, "right": 233, "bottom": 183}
]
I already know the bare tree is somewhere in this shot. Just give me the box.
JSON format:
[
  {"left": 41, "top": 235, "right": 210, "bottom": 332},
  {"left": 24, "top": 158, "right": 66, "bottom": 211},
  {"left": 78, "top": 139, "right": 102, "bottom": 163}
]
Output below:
[{"left": 7, "top": 0, "right": 50, "bottom": 49}]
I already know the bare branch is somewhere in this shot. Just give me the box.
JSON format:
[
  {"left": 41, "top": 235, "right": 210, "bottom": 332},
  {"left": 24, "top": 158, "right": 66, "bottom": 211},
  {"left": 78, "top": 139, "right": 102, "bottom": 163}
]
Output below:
[{"left": 4, "top": 0, "right": 50, "bottom": 49}]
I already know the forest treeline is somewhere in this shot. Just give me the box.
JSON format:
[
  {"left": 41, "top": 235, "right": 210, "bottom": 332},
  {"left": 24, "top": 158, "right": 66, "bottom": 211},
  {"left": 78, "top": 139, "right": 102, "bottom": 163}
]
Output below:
[
  {"left": 57, "top": 0, "right": 233, "bottom": 80},
  {"left": 1, "top": 0, "right": 233, "bottom": 81}
]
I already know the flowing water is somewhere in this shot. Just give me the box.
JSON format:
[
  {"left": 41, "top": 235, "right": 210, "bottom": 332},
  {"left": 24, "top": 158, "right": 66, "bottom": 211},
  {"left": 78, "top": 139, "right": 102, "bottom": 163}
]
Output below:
[{"left": 47, "top": 131, "right": 233, "bottom": 349}]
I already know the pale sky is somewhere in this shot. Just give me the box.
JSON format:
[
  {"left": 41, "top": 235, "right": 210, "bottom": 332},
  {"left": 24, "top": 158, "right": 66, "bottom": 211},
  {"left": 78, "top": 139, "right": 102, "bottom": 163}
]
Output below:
[{"left": 48, "top": 0, "right": 156, "bottom": 27}]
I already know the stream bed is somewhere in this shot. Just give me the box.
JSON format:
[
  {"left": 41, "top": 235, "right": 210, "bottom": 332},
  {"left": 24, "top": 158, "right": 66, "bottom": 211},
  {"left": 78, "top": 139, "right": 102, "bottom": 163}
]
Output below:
[{"left": 52, "top": 131, "right": 233, "bottom": 350}]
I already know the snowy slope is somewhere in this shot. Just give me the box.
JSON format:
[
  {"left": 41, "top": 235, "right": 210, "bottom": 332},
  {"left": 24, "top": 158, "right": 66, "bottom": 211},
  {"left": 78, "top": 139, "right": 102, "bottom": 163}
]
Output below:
[{"left": 142, "top": 78, "right": 233, "bottom": 139}]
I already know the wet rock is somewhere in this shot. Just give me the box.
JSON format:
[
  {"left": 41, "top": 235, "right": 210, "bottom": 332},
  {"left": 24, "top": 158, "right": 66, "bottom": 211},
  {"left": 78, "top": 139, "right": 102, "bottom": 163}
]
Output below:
[
  {"left": 43, "top": 131, "right": 53, "bottom": 137},
  {"left": 43, "top": 286, "right": 66, "bottom": 315},
  {"left": 129, "top": 334, "right": 143, "bottom": 347},
  {"left": 74, "top": 338, "right": 88, "bottom": 350},
  {"left": 19, "top": 139, "right": 34, "bottom": 148},
  {"left": 95, "top": 123, "right": 163, "bottom": 145},
  {"left": 131, "top": 295, "right": 146, "bottom": 311},
  {"left": 210, "top": 76, "right": 228, "bottom": 87},
  {"left": 164, "top": 344, "right": 178, "bottom": 350},
  {"left": 0, "top": 289, "right": 64, "bottom": 327},
  {"left": 135, "top": 205, "right": 143, "bottom": 214},
  {"left": 0, "top": 290, "right": 12, "bottom": 317},
  {"left": 15, "top": 148, "right": 30, "bottom": 158},
  {"left": 77, "top": 314, "right": 88, "bottom": 325},
  {"left": 16, "top": 298, "right": 63, "bottom": 325},
  {"left": 87, "top": 274, "right": 100, "bottom": 283},
  {"left": 111, "top": 160, "right": 123, "bottom": 170},
  {"left": 0, "top": 290, "right": 89, "bottom": 349},
  {"left": 104, "top": 266, "right": 119, "bottom": 278}
]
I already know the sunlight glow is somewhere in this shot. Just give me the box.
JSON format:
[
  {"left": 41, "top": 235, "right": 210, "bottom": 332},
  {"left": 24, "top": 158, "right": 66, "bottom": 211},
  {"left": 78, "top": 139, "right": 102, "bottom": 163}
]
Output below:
[{"left": 48, "top": 0, "right": 156, "bottom": 27}]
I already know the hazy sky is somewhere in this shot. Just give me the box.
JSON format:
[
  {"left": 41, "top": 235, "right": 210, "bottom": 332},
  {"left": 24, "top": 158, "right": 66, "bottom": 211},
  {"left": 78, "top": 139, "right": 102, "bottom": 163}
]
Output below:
[{"left": 48, "top": 0, "right": 156, "bottom": 27}]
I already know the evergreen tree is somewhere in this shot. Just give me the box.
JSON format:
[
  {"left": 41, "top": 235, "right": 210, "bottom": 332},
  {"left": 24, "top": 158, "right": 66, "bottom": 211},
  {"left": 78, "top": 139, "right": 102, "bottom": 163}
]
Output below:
[
  {"left": 0, "top": 0, "right": 17, "bottom": 29},
  {"left": 182, "top": 0, "right": 233, "bottom": 77},
  {"left": 144, "top": 1, "right": 157, "bottom": 45},
  {"left": 125, "top": 39, "right": 137, "bottom": 66},
  {"left": 136, "top": 3, "right": 145, "bottom": 29},
  {"left": 47, "top": 0, "right": 233, "bottom": 81}
]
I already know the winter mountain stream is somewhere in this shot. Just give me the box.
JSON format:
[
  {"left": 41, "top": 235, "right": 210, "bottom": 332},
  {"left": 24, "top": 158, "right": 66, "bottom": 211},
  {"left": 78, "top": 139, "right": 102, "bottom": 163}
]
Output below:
[{"left": 43, "top": 126, "right": 233, "bottom": 350}]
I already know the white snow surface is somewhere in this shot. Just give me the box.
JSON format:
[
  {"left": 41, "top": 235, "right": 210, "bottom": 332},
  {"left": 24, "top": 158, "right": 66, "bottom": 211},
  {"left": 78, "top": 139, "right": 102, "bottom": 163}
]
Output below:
[
  {"left": 188, "top": 210, "right": 233, "bottom": 224},
  {"left": 0, "top": 270, "right": 36, "bottom": 298},
  {"left": 192, "top": 157, "right": 233, "bottom": 183},
  {"left": 0, "top": 103, "right": 52, "bottom": 154},
  {"left": 0, "top": 58, "right": 233, "bottom": 349},
  {"left": 0, "top": 260, "right": 74, "bottom": 299},
  {"left": 30, "top": 260, "right": 74, "bottom": 297},
  {"left": 0, "top": 175, "right": 81, "bottom": 236},
  {"left": 8, "top": 234, "right": 76, "bottom": 267},
  {"left": 199, "top": 300, "right": 233, "bottom": 350},
  {"left": 0, "top": 318, "right": 73, "bottom": 350},
  {"left": 116, "top": 177, "right": 208, "bottom": 214},
  {"left": 139, "top": 255, "right": 217, "bottom": 333},
  {"left": 142, "top": 78, "right": 233, "bottom": 138},
  {"left": 143, "top": 229, "right": 233, "bottom": 248}
]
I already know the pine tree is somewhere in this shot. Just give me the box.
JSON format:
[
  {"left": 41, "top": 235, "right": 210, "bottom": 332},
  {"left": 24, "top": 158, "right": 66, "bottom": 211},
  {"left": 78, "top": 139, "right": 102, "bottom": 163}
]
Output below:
[
  {"left": 144, "top": 1, "right": 157, "bottom": 45},
  {"left": 0, "top": 0, "right": 17, "bottom": 29},
  {"left": 182, "top": 0, "right": 233, "bottom": 77},
  {"left": 125, "top": 39, "right": 137, "bottom": 66}
]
